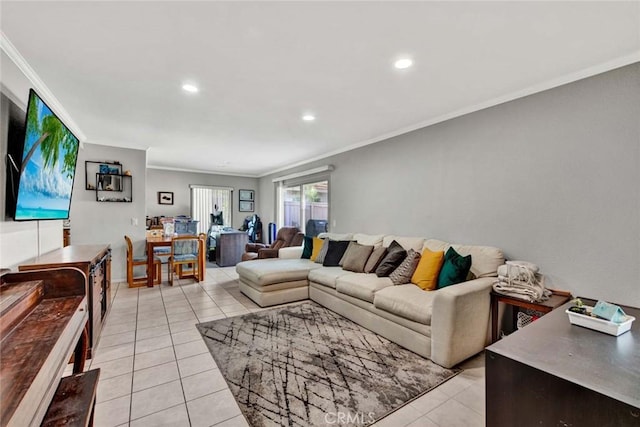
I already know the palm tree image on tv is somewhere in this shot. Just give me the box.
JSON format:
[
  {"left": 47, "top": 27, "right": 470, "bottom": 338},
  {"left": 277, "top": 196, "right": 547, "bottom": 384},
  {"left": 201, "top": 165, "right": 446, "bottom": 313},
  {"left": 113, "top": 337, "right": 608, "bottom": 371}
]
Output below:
[{"left": 15, "top": 91, "right": 79, "bottom": 220}]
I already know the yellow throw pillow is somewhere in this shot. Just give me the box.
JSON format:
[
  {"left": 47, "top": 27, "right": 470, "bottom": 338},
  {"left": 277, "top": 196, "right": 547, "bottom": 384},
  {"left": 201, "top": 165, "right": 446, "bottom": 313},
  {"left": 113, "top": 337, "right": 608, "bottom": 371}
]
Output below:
[
  {"left": 310, "top": 237, "right": 324, "bottom": 261},
  {"left": 411, "top": 248, "right": 445, "bottom": 290}
]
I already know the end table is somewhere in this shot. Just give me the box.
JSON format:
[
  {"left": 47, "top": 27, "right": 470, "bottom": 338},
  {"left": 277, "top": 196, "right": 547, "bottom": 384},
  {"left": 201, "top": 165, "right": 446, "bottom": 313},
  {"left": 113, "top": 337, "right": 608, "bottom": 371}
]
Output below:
[{"left": 491, "top": 289, "right": 571, "bottom": 343}]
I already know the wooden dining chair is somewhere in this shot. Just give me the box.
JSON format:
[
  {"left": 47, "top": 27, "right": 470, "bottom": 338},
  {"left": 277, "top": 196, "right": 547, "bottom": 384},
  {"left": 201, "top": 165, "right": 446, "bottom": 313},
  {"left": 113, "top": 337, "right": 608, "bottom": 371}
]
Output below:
[
  {"left": 169, "top": 235, "right": 201, "bottom": 285},
  {"left": 125, "top": 235, "right": 162, "bottom": 287}
]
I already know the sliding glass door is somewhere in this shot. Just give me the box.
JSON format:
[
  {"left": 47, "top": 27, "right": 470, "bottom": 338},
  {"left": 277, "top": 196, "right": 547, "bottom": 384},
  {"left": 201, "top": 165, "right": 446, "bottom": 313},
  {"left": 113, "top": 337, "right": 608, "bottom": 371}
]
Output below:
[{"left": 281, "top": 180, "right": 328, "bottom": 236}]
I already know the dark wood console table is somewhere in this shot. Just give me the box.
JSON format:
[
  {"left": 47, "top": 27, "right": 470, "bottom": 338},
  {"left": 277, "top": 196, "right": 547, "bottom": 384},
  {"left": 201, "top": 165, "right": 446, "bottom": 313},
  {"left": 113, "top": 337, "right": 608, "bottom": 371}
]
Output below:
[
  {"left": 19, "top": 245, "right": 112, "bottom": 358},
  {"left": 486, "top": 300, "right": 640, "bottom": 426},
  {"left": 216, "top": 231, "right": 248, "bottom": 267}
]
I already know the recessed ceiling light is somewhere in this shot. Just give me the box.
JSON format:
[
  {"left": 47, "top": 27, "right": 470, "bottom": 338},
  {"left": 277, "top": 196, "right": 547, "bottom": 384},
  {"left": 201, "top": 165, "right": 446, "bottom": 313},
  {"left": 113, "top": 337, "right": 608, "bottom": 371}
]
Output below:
[
  {"left": 182, "top": 83, "right": 199, "bottom": 93},
  {"left": 302, "top": 114, "right": 316, "bottom": 122},
  {"left": 394, "top": 58, "right": 413, "bottom": 69}
]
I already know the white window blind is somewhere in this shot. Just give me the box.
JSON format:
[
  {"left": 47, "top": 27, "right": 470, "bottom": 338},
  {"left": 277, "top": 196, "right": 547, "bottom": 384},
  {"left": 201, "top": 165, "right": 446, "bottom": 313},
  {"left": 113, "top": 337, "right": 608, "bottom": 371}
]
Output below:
[{"left": 190, "top": 185, "right": 232, "bottom": 234}]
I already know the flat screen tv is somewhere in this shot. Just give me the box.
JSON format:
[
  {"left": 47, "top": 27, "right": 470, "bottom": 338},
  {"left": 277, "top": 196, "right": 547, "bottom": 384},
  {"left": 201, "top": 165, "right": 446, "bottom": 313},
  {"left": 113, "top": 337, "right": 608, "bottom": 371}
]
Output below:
[{"left": 10, "top": 89, "right": 80, "bottom": 220}]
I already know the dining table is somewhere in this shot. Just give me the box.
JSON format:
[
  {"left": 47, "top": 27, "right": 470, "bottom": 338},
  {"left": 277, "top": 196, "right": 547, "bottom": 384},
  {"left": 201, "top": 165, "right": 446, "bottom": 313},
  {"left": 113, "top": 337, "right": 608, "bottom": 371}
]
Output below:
[
  {"left": 145, "top": 235, "right": 172, "bottom": 287},
  {"left": 145, "top": 234, "right": 206, "bottom": 287}
]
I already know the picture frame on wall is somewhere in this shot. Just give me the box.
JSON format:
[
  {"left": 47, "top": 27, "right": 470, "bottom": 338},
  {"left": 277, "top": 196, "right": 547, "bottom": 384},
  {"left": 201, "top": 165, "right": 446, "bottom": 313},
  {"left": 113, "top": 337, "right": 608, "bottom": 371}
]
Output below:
[
  {"left": 239, "top": 200, "right": 254, "bottom": 212},
  {"left": 239, "top": 189, "right": 254, "bottom": 201},
  {"left": 158, "top": 191, "right": 174, "bottom": 205}
]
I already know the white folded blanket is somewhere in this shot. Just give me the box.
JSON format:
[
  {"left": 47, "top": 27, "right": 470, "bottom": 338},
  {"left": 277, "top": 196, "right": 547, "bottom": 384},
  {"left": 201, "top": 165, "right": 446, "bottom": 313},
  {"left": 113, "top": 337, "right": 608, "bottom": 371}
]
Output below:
[{"left": 493, "top": 262, "right": 550, "bottom": 302}]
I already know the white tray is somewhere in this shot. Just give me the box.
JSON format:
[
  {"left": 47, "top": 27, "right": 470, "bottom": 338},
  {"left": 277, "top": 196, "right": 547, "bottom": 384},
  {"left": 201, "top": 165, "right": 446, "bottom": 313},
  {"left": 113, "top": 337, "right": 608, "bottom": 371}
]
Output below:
[{"left": 566, "top": 306, "right": 635, "bottom": 336}]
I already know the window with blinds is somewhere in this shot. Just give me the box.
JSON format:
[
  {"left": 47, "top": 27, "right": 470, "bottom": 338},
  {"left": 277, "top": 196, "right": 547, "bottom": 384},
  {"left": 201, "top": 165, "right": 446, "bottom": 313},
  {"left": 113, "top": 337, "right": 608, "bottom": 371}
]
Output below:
[{"left": 190, "top": 185, "right": 232, "bottom": 234}]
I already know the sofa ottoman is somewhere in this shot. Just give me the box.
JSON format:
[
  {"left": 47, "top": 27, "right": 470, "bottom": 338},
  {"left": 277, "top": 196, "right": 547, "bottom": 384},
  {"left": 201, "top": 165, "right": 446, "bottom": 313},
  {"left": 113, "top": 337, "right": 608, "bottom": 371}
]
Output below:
[{"left": 236, "top": 258, "right": 321, "bottom": 307}]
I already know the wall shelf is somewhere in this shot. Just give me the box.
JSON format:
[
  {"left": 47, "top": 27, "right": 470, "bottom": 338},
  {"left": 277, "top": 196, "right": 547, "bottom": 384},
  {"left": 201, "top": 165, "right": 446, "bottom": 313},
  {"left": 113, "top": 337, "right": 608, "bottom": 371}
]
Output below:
[{"left": 96, "top": 173, "right": 132, "bottom": 202}]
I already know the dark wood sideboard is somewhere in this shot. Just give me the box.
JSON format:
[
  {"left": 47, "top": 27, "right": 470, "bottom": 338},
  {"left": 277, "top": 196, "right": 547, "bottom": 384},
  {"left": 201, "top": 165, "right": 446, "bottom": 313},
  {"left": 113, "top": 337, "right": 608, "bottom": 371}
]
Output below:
[
  {"left": 216, "top": 231, "right": 249, "bottom": 267},
  {"left": 1, "top": 267, "right": 99, "bottom": 426},
  {"left": 19, "top": 245, "right": 112, "bottom": 358},
  {"left": 486, "top": 300, "right": 640, "bottom": 426}
]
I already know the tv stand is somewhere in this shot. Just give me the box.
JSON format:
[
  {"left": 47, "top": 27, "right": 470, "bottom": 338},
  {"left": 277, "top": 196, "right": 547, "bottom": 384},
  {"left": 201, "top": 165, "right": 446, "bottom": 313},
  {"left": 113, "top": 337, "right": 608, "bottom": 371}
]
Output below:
[{"left": 19, "top": 244, "right": 112, "bottom": 358}]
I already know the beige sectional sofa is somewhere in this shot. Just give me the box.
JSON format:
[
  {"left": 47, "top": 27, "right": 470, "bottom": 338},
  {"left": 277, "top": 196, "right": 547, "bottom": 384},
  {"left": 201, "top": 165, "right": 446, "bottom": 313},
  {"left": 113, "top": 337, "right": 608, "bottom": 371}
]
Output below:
[{"left": 236, "top": 233, "right": 504, "bottom": 368}]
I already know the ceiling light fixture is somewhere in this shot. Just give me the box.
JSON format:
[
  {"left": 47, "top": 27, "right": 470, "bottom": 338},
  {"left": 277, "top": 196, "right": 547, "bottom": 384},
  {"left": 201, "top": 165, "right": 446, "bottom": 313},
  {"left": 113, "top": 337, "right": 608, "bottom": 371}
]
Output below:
[
  {"left": 182, "top": 83, "right": 199, "bottom": 93},
  {"left": 394, "top": 58, "right": 413, "bottom": 69},
  {"left": 302, "top": 114, "right": 316, "bottom": 122}
]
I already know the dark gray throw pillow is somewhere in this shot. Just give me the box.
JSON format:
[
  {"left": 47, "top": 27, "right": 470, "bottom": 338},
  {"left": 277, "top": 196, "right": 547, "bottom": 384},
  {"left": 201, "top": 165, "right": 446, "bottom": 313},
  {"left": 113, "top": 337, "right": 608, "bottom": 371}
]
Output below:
[
  {"left": 375, "top": 240, "right": 407, "bottom": 277},
  {"left": 323, "top": 240, "right": 351, "bottom": 267}
]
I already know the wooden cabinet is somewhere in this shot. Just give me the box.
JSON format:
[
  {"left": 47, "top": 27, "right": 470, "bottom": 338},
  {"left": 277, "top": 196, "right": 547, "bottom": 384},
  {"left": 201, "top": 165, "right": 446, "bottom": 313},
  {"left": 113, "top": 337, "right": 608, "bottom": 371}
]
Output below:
[
  {"left": 19, "top": 245, "right": 111, "bottom": 358},
  {"left": 486, "top": 300, "right": 640, "bottom": 426},
  {"left": 216, "top": 231, "right": 249, "bottom": 267}
]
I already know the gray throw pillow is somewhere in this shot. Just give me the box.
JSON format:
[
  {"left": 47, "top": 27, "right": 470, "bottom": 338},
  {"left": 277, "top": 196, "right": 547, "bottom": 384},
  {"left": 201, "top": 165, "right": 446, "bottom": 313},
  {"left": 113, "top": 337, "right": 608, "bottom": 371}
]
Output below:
[
  {"left": 315, "top": 239, "right": 331, "bottom": 264},
  {"left": 389, "top": 249, "right": 421, "bottom": 285},
  {"left": 342, "top": 243, "right": 374, "bottom": 273},
  {"left": 364, "top": 246, "right": 387, "bottom": 273},
  {"left": 339, "top": 241, "right": 356, "bottom": 266}
]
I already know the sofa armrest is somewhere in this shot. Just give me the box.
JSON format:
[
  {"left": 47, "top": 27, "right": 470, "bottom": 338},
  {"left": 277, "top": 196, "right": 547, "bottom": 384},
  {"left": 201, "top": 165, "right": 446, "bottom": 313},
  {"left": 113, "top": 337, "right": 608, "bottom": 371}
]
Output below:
[
  {"left": 246, "top": 242, "right": 268, "bottom": 252},
  {"left": 257, "top": 248, "right": 279, "bottom": 259},
  {"left": 278, "top": 246, "right": 303, "bottom": 259},
  {"left": 430, "top": 277, "right": 494, "bottom": 368}
]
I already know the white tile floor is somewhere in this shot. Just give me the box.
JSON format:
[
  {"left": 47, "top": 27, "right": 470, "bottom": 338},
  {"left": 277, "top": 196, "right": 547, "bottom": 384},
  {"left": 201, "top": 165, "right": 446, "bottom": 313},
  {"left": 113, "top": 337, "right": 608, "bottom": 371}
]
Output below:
[{"left": 89, "top": 266, "right": 485, "bottom": 427}]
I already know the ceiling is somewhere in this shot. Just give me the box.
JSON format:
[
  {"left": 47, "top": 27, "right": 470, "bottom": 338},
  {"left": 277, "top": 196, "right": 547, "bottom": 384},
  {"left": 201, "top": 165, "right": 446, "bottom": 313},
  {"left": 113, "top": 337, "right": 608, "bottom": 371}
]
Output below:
[{"left": 2, "top": 1, "right": 639, "bottom": 177}]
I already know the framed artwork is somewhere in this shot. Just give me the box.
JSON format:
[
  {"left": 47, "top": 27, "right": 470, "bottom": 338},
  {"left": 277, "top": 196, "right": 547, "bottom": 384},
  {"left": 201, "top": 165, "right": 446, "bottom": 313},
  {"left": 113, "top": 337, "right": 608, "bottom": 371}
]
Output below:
[
  {"left": 158, "top": 191, "right": 174, "bottom": 205},
  {"left": 239, "top": 189, "right": 254, "bottom": 201},
  {"left": 239, "top": 200, "right": 254, "bottom": 212}
]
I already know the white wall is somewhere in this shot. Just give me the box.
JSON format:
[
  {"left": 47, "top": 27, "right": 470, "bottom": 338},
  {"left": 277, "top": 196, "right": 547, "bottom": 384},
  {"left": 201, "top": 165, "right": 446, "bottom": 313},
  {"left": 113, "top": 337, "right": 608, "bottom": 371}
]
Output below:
[
  {"left": 70, "top": 143, "right": 147, "bottom": 282},
  {"left": 259, "top": 63, "right": 640, "bottom": 307},
  {"left": 145, "top": 168, "right": 259, "bottom": 230}
]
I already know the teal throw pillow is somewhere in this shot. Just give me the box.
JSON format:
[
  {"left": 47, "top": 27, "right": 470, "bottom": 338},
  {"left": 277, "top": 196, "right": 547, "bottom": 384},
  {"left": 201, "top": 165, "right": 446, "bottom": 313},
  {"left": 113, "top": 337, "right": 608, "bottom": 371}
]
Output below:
[
  {"left": 437, "top": 247, "right": 472, "bottom": 288},
  {"left": 301, "top": 236, "right": 313, "bottom": 259}
]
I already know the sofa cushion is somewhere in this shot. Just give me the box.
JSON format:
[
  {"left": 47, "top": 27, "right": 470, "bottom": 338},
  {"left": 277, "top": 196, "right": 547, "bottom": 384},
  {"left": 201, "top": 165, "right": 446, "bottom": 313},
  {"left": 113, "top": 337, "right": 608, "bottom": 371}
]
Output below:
[
  {"left": 301, "top": 236, "right": 313, "bottom": 259},
  {"left": 336, "top": 274, "right": 393, "bottom": 303},
  {"left": 323, "top": 240, "right": 351, "bottom": 266},
  {"left": 389, "top": 249, "right": 421, "bottom": 285},
  {"left": 437, "top": 247, "right": 472, "bottom": 288},
  {"left": 353, "top": 233, "right": 385, "bottom": 247},
  {"left": 308, "top": 267, "right": 353, "bottom": 289},
  {"left": 318, "top": 232, "right": 353, "bottom": 241},
  {"left": 411, "top": 248, "right": 445, "bottom": 290},
  {"left": 341, "top": 243, "right": 374, "bottom": 273},
  {"left": 373, "top": 284, "right": 435, "bottom": 325},
  {"left": 423, "top": 239, "right": 504, "bottom": 279},
  {"left": 375, "top": 240, "right": 406, "bottom": 277},
  {"left": 450, "top": 243, "right": 504, "bottom": 278},
  {"left": 383, "top": 235, "right": 425, "bottom": 252},
  {"left": 364, "top": 246, "right": 387, "bottom": 273},
  {"left": 236, "top": 258, "right": 320, "bottom": 286}
]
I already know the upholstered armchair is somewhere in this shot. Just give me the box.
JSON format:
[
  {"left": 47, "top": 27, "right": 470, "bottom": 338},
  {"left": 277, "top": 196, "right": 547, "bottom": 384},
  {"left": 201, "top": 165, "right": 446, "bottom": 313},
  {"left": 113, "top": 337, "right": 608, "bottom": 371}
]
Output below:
[{"left": 241, "top": 226, "right": 304, "bottom": 261}]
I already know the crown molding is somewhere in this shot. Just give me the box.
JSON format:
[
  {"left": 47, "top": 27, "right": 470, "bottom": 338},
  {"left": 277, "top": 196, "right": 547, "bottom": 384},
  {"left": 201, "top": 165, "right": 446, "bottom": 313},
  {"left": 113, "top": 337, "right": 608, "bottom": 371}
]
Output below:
[
  {"left": 259, "top": 51, "right": 640, "bottom": 178},
  {"left": 0, "top": 31, "right": 87, "bottom": 141},
  {"left": 146, "top": 163, "right": 260, "bottom": 178}
]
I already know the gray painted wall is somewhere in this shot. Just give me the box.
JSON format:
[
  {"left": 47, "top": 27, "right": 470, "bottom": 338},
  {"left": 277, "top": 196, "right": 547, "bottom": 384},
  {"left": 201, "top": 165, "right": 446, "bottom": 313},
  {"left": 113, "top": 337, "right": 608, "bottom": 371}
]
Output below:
[
  {"left": 71, "top": 143, "right": 147, "bottom": 282},
  {"left": 259, "top": 63, "right": 640, "bottom": 307},
  {"left": 145, "top": 168, "right": 259, "bottom": 230}
]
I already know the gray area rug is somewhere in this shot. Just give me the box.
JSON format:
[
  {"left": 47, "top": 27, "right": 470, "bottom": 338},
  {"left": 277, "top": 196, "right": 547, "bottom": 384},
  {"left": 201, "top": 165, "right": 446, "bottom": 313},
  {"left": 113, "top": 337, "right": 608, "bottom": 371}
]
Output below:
[{"left": 197, "top": 301, "right": 459, "bottom": 426}]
